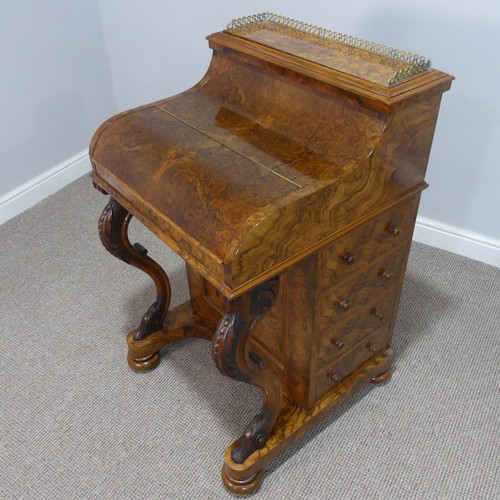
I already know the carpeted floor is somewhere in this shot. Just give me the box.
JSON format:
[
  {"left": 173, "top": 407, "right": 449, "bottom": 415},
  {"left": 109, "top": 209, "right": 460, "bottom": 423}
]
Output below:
[{"left": 1, "top": 175, "right": 498, "bottom": 499}]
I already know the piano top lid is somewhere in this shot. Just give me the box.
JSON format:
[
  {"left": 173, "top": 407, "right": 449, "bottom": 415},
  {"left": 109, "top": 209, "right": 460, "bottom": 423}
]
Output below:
[{"left": 225, "top": 13, "right": 432, "bottom": 88}]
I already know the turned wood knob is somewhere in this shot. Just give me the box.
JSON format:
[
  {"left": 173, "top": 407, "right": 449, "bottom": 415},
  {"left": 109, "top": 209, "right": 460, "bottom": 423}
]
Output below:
[
  {"left": 327, "top": 370, "right": 341, "bottom": 383},
  {"left": 379, "top": 269, "right": 393, "bottom": 280},
  {"left": 342, "top": 252, "right": 356, "bottom": 265},
  {"left": 386, "top": 224, "right": 401, "bottom": 236},
  {"left": 133, "top": 242, "right": 148, "bottom": 255},
  {"left": 371, "top": 308, "right": 385, "bottom": 320},
  {"left": 338, "top": 299, "right": 350, "bottom": 311},
  {"left": 331, "top": 338, "right": 344, "bottom": 349}
]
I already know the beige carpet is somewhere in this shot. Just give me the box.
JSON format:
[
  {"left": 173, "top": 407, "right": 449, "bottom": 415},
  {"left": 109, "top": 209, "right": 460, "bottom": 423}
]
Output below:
[{"left": 1, "top": 175, "right": 498, "bottom": 499}]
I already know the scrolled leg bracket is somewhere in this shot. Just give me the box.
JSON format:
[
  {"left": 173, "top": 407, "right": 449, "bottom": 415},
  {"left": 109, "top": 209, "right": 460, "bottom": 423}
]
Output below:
[
  {"left": 212, "top": 276, "right": 282, "bottom": 464},
  {"left": 97, "top": 196, "right": 171, "bottom": 340}
]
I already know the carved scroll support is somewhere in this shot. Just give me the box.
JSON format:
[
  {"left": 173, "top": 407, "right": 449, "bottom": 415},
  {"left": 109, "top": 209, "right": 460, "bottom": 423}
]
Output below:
[
  {"left": 212, "top": 276, "right": 282, "bottom": 465},
  {"left": 97, "top": 196, "right": 172, "bottom": 348}
]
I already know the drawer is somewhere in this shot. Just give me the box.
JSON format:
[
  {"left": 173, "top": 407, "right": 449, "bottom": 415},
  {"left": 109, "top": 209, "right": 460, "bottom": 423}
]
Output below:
[
  {"left": 313, "top": 322, "right": 392, "bottom": 403},
  {"left": 315, "top": 246, "right": 408, "bottom": 335},
  {"left": 317, "top": 195, "right": 419, "bottom": 285},
  {"left": 316, "top": 286, "right": 398, "bottom": 368},
  {"left": 204, "top": 279, "right": 226, "bottom": 313}
]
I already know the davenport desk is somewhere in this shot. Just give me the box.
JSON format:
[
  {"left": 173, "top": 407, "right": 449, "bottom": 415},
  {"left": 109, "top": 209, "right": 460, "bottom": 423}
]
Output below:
[{"left": 90, "top": 14, "right": 453, "bottom": 494}]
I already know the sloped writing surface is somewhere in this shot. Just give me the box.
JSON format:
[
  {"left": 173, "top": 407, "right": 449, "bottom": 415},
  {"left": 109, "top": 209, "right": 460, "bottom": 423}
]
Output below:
[
  {"left": 92, "top": 106, "right": 298, "bottom": 260},
  {"left": 158, "top": 51, "right": 387, "bottom": 186}
]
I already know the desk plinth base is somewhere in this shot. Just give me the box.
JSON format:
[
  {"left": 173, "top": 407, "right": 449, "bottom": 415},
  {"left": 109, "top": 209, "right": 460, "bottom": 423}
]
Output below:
[
  {"left": 125, "top": 297, "right": 394, "bottom": 495},
  {"left": 96, "top": 196, "right": 397, "bottom": 494},
  {"left": 128, "top": 315, "right": 393, "bottom": 495},
  {"left": 126, "top": 301, "right": 215, "bottom": 371},
  {"left": 221, "top": 347, "right": 394, "bottom": 494}
]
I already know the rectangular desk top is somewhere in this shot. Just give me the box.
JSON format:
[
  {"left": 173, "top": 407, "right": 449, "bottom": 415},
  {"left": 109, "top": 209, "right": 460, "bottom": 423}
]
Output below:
[{"left": 225, "top": 15, "right": 430, "bottom": 88}]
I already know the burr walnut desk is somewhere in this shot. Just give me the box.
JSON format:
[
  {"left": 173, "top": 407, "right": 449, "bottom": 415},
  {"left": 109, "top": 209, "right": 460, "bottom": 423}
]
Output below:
[{"left": 90, "top": 14, "right": 453, "bottom": 494}]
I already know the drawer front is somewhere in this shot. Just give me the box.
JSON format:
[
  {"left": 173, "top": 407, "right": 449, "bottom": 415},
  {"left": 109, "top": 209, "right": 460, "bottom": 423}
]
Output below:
[
  {"left": 315, "top": 245, "right": 408, "bottom": 336},
  {"left": 204, "top": 279, "right": 226, "bottom": 313},
  {"left": 317, "top": 195, "right": 419, "bottom": 285},
  {"left": 314, "top": 322, "right": 392, "bottom": 402},
  {"left": 316, "top": 285, "right": 399, "bottom": 369}
]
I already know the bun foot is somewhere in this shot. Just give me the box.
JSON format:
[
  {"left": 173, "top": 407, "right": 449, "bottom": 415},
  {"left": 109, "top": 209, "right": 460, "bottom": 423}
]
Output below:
[
  {"left": 222, "top": 464, "right": 262, "bottom": 495},
  {"left": 371, "top": 367, "right": 393, "bottom": 384},
  {"left": 127, "top": 350, "right": 161, "bottom": 371}
]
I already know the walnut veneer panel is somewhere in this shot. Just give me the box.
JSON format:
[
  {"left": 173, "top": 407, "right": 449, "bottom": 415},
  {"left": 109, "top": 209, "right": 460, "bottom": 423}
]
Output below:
[
  {"left": 91, "top": 16, "right": 453, "bottom": 494},
  {"left": 317, "top": 195, "right": 419, "bottom": 283},
  {"left": 91, "top": 28, "right": 452, "bottom": 297},
  {"left": 314, "top": 248, "right": 407, "bottom": 369},
  {"left": 158, "top": 52, "right": 387, "bottom": 185},
  {"left": 314, "top": 322, "right": 394, "bottom": 402},
  {"left": 196, "top": 194, "right": 419, "bottom": 410},
  {"left": 92, "top": 106, "right": 298, "bottom": 261},
  {"left": 227, "top": 24, "right": 415, "bottom": 87}
]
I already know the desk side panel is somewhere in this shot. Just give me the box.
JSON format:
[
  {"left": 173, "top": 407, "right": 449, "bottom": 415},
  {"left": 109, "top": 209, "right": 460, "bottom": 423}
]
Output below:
[{"left": 229, "top": 84, "right": 448, "bottom": 290}]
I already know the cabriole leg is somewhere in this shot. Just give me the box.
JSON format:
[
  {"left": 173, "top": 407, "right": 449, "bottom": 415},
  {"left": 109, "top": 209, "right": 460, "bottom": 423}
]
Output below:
[
  {"left": 97, "top": 194, "right": 171, "bottom": 368},
  {"left": 212, "top": 276, "right": 282, "bottom": 467}
]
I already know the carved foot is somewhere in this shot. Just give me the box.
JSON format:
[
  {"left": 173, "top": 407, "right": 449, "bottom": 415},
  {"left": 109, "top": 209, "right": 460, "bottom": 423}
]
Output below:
[
  {"left": 127, "top": 349, "right": 161, "bottom": 371},
  {"left": 371, "top": 367, "right": 393, "bottom": 384},
  {"left": 222, "top": 464, "right": 262, "bottom": 495},
  {"left": 97, "top": 197, "right": 172, "bottom": 343},
  {"left": 124, "top": 302, "right": 215, "bottom": 371},
  {"left": 231, "top": 408, "right": 273, "bottom": 464},
  {"left": 212, "top": 277, "right": 282, "bottom": 464}
]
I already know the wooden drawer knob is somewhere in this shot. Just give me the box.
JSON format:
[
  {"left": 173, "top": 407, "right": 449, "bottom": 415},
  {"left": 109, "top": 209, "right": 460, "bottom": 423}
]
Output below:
[
  {"left": 342, "top": 252, "right": 356, "bottom": 265},
  {"left": 385, "top": 224, "right": 401, "bottom": 236},
  {"left": 331, "top": 338, "right": 344, "bottom": 349},
  {"left": 327, "top": 370, "right": 341, "bottom": 383},
  {"left": 379, "top": 269, "right": 394, "bottom": 281},
  {"left": 371, "top": 308, "right": 385, "bottom": 320},
  {"left": 133, "top": 242, "right": 148, "bottom": 255},
  {"left": 338, "top": 299, "right": 350, "bottom": 311}
]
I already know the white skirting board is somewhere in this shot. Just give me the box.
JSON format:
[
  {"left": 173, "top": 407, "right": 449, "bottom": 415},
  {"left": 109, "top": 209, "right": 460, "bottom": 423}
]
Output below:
[
  {"left": 1, "top": 153, "right": 499, "bottom": 269},
  {"left": 0, "top": 150, "right": 91, "bottom": 226},
  {"left": 413, "top": 216, "right": 500, "bottom": 268}
]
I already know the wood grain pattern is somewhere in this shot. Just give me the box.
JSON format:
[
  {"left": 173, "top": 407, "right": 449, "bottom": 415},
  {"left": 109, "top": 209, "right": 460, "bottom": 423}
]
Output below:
[
  {"left": 186, "top": 196, "right": 416, "bottom": 410},
  {"left": 314, "top": 246, "right": 407, "bottom": 335},
  {"left": 157, "top": 51, "right": 387, "bottom": 185},
  {"left": 222, "top": 347, "right": 395, "bottom": 494},
  {"left": 90, "top": 19, "right": 453, "bottom": 495},
  {"left": 93, "top": 107, "right": 298, "bottom": 261},
  {"left": 126, "top": 301, "right": 214, "bottom": 371},
  {"left": 316, "top": 195, "right": 419, "bottom": 284},
  {"left": 314, "top": 323, "right": 393, "bottom": 401},
  {"left": 227, "top": 23, "right": 415, "bottom": 87},
  {"left": 91, "top": 28, "right": 452, "bottom": 298}
]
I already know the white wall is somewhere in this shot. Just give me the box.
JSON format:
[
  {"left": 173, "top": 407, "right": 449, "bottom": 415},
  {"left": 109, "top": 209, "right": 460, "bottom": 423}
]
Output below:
[
  {"left": 1, "top": 1, "right": 498, "bottom": 265},
  {"left": 97, "top": 0, "right": 500, "bottom": 264},
  {"left": 0, "top": 0, "right": 117, "bottom": 209}
]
